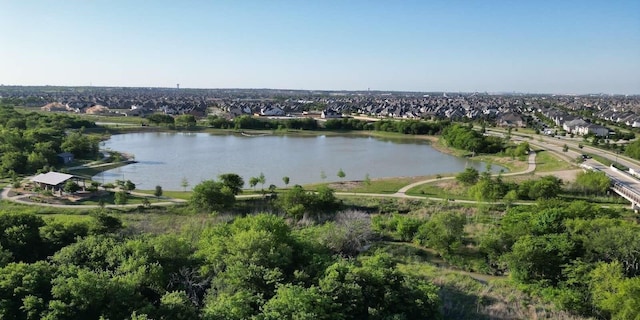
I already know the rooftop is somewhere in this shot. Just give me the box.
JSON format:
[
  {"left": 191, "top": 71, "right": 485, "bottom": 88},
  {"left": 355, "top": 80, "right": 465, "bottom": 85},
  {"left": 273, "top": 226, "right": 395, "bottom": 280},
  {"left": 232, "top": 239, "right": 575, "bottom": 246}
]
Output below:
[{"left": 30, "top": 172, "right": 75, "bottom": 186}]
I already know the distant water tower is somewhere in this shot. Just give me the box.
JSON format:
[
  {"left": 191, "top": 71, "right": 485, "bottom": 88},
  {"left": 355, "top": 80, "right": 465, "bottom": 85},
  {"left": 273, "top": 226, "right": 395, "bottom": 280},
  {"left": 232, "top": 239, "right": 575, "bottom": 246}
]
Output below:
[{"left": 176, "top": 83, "right": 180, "bottom": 90}]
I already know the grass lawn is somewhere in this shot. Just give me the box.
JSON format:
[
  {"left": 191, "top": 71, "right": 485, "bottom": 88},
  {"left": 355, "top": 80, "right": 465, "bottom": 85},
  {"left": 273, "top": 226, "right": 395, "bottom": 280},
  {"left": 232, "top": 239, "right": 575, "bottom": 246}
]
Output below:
[
  {"left": 76, "top": 192, "right": 155, "bottom": 205},
  {"left": 305, "top": 175, "right": 443, "bottom": 194},
  {"left": 588, "top": 153, "right": 614, "bottom": 167},
  {"left": 136, "top": 189, "right": 192, "bottom": 200},
  {"left": 534, "top": 150, "right": 576, "bottom": 172},
  {"left": 80, "top": 114, "right": 149, "bottom": 125},
  {"left": 405, "top": 180, "right": 474, "bottom": 200},
  {"left": 471, "top": 154, "right": 527, "bottom": 173}
]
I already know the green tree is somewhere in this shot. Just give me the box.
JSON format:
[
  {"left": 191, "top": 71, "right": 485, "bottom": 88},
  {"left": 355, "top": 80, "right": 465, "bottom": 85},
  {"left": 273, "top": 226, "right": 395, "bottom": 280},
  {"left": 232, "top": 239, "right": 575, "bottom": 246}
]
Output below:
[
  {"left": 395, "top": 216, "right": 423, "bottom": 242},
  {"left": 566, "top": 218, "right": 640, "bottom": 276},
  {"left": 528, "top": 176, "right": 562, "bottom": 200},
  {"left": 574, "top": 170, "right": 611, "bottom": 195},
  {"left": 468, "top": 176, "right": 506, "bottom": 203},
  {"left": 26, "top": 151, "right": 48, "bottom": 172},
  {"left": 124, "top": 180, "right": 136, "bottom": 193},
  {"left": 201, "top": 289, "right": 257, "bottom": 320},
  {"left": 504, "top": 234, "right": 575, "bottom": 285},
  {"left": 154, "top": 185, "right": 163, "bottom": 199},
  {"left": 40, "top": 219, "right": 90, "bottom": 254},
  {"left": 63, "top": 180, "right": 81, "bottom": 194},
  {"left": 322, "top": 252, "right": 441, "bottom": 319},
  {"left": 60, "top": 130, "right": 99, "bottom": 159},
  {"left": 189, "top": 180, "right": 235, "bottom": 213},
  {"left": 174, "top": 114, "right": 197, "bottom": 128},
  {"left": 249, "top": 177, "right": 259, "bottom": 191},
  {"left": 0, "top": 261, "right": 56, "bottom": 319},
  {"left": 624, "top": 139, "right": 640, "bottom": 160},
  {"left": 590, "top": 261, "right": 640, "bottom": 320},
  {"left": 0, "top": 212, "right": 45, "bottom": 262},
  {"left": 320, "top": 170, "right": 327, "bottom": 181},
  {"left": 46, "top": 266, "right": 151, "bottom": 320},
  {"left": 218, "top": 173, "right": 244, "bottom": 195},
  {"left": 181, "top": 177, "right": 189, "bottom": 192},
  {"left": 456, "top": 167, "right": 479, "bottom": 185},
  {"left": 197, "top": 214, "right": 295, "bottom": 298},
  {"left": 260, "top": 284, "right": 336, "bottom": 320},
  {"left": 114, "top": 191, "right": 128, "bottom": 206},
  {"left": 156, "top": 291, "right": 198, "bottom": 320},
  {"left": 282, "top": 176, "right": 290, "bottom": 188},
  {"left": 414, "top": 212, "right": 466, "bottom": 256},
  {"left": 337, "top": 168, "right": 346, "bottom": 180},
  {"left": 147, "top": 114, "right": 175, "bottom": 126},
  {"left": 277, "top": 185, "right": 310, "bottom": 219},
  {"left": 503, "top": 189, "right": 518, "bottom": 208},
  {"left": 258, "top": 172, "right": 266, "bottom": 192}
]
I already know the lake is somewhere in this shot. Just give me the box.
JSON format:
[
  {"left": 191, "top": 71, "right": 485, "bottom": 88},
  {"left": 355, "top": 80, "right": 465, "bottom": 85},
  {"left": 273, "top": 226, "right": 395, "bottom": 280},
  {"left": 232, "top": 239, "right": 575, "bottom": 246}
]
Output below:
[{"left": 93, "top": 132, "right": 504, "bottom": 190}]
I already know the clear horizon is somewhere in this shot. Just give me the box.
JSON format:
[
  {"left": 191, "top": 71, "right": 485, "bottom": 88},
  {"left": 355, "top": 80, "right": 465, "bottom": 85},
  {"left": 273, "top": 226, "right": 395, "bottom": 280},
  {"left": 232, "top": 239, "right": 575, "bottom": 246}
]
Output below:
[{"left": 1, "top": 1, "right": 639, "bottom": 94}]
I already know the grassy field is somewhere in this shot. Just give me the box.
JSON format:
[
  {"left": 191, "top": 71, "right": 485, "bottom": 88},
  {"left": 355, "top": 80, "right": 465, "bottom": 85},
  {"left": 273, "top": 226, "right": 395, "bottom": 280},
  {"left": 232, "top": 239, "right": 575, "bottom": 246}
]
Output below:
[
  {"left": 136, "top": 189, "right": 192, "bottom": 200},
  {"left": 305, "top": 175, "right": 444, "bottom": 194},
  {"left": 76, "top": 192, "right": 156, "bottom": 205},
  {"left": 405, "top": 179, "right": 473, "bottom": 200},
  {"left": 534, "top": 150, "right": 576, "bottom": 172},
  {"left": 471, "top": 154, "right": 527, "bottom": 173}
]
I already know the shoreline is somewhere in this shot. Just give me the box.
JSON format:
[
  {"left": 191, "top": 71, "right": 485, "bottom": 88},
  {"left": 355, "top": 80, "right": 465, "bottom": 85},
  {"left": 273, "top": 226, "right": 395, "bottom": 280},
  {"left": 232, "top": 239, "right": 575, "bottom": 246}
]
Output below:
[{"left": 91, "top": 128, "right": 521, "bottom": 191}]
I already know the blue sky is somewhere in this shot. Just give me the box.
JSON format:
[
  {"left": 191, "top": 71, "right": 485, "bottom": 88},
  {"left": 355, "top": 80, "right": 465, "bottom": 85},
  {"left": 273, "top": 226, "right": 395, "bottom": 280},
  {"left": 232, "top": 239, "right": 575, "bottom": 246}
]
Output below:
[{"left": 1, "top": 1, "right": 638, "bottom": 93}]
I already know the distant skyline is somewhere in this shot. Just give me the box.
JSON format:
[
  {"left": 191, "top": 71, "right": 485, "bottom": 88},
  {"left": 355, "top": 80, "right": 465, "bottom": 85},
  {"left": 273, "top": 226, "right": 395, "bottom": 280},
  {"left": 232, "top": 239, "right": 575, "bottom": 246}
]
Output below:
[{"left": 1, "top": 1, "right": 639, "bottom": 94}]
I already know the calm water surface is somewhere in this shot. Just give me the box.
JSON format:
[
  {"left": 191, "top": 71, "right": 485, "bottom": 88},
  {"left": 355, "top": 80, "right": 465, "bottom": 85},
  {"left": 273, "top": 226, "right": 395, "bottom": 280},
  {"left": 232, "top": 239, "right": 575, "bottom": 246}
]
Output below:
[{"left": 94, "top": 132, "right": 503, "bottom": 190}]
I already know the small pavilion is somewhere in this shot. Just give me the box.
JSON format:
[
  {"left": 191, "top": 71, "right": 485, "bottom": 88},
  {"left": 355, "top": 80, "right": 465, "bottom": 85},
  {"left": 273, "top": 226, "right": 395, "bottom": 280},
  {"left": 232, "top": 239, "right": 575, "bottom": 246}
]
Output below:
[{"left": 30, "top": 172, "right": 83, "bottom": 193}]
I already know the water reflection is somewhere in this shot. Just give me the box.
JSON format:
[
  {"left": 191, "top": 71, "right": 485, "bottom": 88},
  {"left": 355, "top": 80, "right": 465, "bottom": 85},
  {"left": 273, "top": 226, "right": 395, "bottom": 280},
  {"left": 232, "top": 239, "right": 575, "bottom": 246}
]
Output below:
[{"left": 94, "top": 132, "right": 505, "bottom": 190}]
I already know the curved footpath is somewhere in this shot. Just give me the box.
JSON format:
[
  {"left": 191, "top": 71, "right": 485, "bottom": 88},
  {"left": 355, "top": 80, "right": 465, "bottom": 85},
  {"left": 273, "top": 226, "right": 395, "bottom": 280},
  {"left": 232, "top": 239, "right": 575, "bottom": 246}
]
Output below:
[
  {"left": 392, "top": 151, "right": 536, "bottom": 195},
  {"left": 1, "top": 151, "right": 539, "bottom": 209}
]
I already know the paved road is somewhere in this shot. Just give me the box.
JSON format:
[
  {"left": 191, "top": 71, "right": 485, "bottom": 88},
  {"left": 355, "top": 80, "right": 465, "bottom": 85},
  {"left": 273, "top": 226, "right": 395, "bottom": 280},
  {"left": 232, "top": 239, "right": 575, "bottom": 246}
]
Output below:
[{"left": 500, "top": 130, "right": 640, "bottom": 190}]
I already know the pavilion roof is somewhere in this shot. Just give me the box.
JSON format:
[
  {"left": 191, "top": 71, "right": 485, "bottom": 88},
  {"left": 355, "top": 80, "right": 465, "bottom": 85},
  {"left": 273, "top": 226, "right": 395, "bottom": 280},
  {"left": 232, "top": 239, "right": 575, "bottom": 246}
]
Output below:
[{"left": 30, "top": 172, "right": 75, "bottom": 186}]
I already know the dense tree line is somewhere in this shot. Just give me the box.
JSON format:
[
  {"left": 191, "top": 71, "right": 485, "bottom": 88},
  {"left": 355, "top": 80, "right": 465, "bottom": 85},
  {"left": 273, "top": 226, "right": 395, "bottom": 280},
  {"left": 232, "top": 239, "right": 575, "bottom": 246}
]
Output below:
[
  {"left": 372, "top": 199, "right": 640, "bottom": 319},
  {"left": 0, "top": 209, "right": 442, "bottom": 319},
  {"left": 323, "top": 118, "right": 371, "bottom": 130},
  {"left": 477, "top": 200, "right": 639, "bottom": 319},
  {"left": 455, "top": 167, "right": 564, "bottom": 202},
  {"left": 207, "top": 115, "right": 319, "bottom": 131},
  {"left": 372, "top": 119, "right": 449, "bottom": 135},
  {"left": 441, "top": 124, "right": 504, "bottom": 153},
  {"left": 624, "top": 139, "right": 640, "bottom": 160},
  {"left": 0, "top": 106, "right": 99, "bottom": 176}
]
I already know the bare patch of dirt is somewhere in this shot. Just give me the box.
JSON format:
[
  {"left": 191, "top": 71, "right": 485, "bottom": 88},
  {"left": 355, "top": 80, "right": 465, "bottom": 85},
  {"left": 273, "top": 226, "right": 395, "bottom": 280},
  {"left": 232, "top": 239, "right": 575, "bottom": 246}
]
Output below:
[{"left": 535, "top": 169, "right": 581, "bottom": 183}]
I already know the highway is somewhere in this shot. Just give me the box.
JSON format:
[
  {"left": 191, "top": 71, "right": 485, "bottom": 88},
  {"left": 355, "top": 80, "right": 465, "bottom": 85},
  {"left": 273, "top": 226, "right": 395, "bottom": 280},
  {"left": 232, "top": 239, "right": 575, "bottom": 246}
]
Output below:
[{"left": 492, "top": 129, "right": 640, "bottom": 207}]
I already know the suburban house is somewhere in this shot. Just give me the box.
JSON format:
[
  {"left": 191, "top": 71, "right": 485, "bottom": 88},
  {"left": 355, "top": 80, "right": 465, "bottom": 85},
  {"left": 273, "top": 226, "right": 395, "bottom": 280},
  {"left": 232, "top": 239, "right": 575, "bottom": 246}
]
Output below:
[
  {"left": 57, "top": 152, "right": 74, "bottom": 164},
  {"left": 30, "top": 171, "right": 82, "bottom": 193},
  {"left": 259, "top": 106, "right": 285, "bottom": 116},
  {"left": 321, "top": 109, "right": 342, "bottom": 119},
  {"left": 575, "top": 123, "right": 610, "bottom": 137},
  {"left": 562, "top": 119, "right": 589, "bottom": 133},
  {"left": 497, "top": 112, "right": 525, "bottom": 127}
]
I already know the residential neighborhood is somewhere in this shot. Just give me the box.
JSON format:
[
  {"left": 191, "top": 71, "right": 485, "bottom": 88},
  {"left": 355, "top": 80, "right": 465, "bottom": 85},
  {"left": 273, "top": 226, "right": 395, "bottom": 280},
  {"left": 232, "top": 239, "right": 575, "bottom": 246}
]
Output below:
[{"left": 1, "top": 86, "right": 639, "bottom": 137}]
